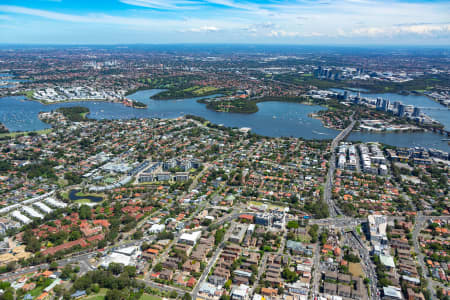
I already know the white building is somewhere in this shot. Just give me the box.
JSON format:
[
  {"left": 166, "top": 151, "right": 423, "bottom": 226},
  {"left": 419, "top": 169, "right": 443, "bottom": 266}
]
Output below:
[
  {"left": 11, "top": 211, "right": 32, "bottom": 224},
  {"left": 368, "top": 214, "right": 388, "bottom": 248},
  {"left": 22, "top": 206, "right": 44, "bottom": 219},
  {"left": 179, "top": 231, "right": 202, "bottom": 246},
  {"left": 33, "top": 202, "right": 53, "bottom": 214},
  {"left": 100, "top": 246, "right": 141, "bottom": 267},
  {"left": 231, "top": 284, "right": 249, "bottom": 300},
  {"left": 149, "top": 224, "right": 165, "bottom": 234},
  {"left": 45, "top": 197, "right": 67, "bottom": 208}
]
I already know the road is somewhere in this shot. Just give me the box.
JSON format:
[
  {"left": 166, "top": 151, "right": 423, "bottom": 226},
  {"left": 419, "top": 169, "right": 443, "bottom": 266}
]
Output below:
[
  {"left": 413, "top": 212, "right": 438, "bottom": 298},
  {"left": 249, "top": 252, "right": 269, "bottom": 296},
  {"left": 345, "top": 231, "right": 379, "bottom": 300},
  {"left": 192, "top": 223, "right": 235, "bottom": 299},
  {"left": 0, "top": 251, "right": 96, "bottom": 280},
  {"left": 311, "top": 242, "right": 321, "bottom": 299},
  {"left": 324, "top": 112, "right": 356, "bottom": 217}
]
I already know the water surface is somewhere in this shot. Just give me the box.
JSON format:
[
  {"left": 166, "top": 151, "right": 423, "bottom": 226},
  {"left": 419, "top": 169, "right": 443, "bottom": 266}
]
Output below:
[{"left": 1, "top": 89, "right": 449, "bottom": 152}]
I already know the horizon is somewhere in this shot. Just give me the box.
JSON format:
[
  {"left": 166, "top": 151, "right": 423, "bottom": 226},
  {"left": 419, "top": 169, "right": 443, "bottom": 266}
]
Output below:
[{"left": 0, "top": 43, "right": 449, "bottom": 48}]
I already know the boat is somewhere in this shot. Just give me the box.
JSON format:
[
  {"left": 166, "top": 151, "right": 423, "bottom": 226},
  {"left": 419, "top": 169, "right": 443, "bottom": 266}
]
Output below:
[
  {"left": 313, "top": 130, "right": 327, "bottom": 135},
  {"left": 272, "top": 115, "right": 277, "bottom": 119}
]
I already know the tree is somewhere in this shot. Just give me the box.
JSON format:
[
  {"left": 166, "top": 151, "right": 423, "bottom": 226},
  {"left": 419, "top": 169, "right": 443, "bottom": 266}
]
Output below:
[
  {"left": 169, "top": 291, "right": 178, "bottom": 299},
  {"left": 49, "top": 261, "right": 59, "bottom": 270},
  {"left": 183, "top": 293, "right": 192, "bottom": 300},
  {"left": 282, "top": 268, "right": 298, "bottom": 283},
  {"left": 2, "top": 290, "right": 14, "bottom": 300},
  {"left": 60, "top": 265, "right": 72, "bottom": 280},
  {"left": 124, "top": 266, "right": 137, "bottom": 277},
  {"left": 91, "top": 283, "right": 100, "bottom": 293},
  {"left": 153, "top": 263, "right": 163, "bottom": 272},
  {"left": 287, "top": 220, "right": 299, "bottom": 229},
  {"left": 214, "top": 228, "right": 226, "bottom": 245},
  {"left": 224, "top": 279, "right": 232, "bottom": 290},
  {"left": 108, "top": 263, "right": 123, "bottom": 275},
  {"left": 79, "top": 205, "right": 92, "bottom": 219},
  {"left": 106, "top": 289, "right": 122, "bottom": 300},
  {"left": 53, "top": 285, "right": 65, "bottom": 297},
  {"left": 132, "top": 231, "right": 143, "bottom": 240}
]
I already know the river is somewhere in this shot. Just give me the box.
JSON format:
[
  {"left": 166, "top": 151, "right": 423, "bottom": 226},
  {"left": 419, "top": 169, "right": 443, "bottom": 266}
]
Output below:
[{"left": 0, "top": 89, "right": 449, "bottom": 152}]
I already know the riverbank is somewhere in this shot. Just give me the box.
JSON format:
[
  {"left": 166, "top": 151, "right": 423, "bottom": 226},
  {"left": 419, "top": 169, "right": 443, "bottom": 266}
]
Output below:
[{"left": 21, "top": 90, "right": 147, "bottom": 108}]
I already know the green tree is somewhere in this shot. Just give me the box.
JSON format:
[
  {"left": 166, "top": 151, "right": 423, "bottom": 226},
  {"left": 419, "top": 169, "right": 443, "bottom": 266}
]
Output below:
[
  {"left": 169, "top": 291, "right": 178, "bottom": 299},
  {"left": 79, "top": 205, "right": 92, "bottom": 219},
  {"left": 183, "top": 293, "right": 192, "bottom": 300}
]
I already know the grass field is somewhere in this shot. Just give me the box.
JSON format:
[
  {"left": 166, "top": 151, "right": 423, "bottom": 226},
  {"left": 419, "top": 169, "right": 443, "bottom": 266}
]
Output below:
[
  {"left": 25, "top": 90, "right": 35, "bottom": 99},
  {"left": 0, "top": 128, "right": 52, "bottom": 138},
  {"left": 349, "top": 262, "right": 364, "bottom": 277},
  {"left": 84, "top": 295, "right": 105, "bottom": 300},
  {"left": 83, "top": 288, "right": 108, "bottom": 300},
  {"left": 139, "top": 294, "right": 162, "bottom": 300},
  {"left": 249, "top": 200, "right": 284, "bottom": 210},
  {"left": 182, "top": 86, "right": 200, "bottom": 92},
  {"left": 75, "top": 198, "right": 95, "bottom": 204},
  {"left": 298, "top": 233, "right": 311, "bottom": 243},
  {"left": 193, "top": 86, "right": 219, "bottom": 95}
]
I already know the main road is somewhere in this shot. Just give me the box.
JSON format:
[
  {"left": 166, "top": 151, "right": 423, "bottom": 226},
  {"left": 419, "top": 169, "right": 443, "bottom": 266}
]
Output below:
[{"left": 324, "top": 112, "right": 356, "bottom": 217}]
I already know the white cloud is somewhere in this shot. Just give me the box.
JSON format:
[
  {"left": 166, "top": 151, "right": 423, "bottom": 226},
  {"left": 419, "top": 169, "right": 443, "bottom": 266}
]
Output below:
[
  {"left": 0, "top": 14, "right": 12, "bottom": 21},
  {"left": 1, "top": 0, "right": 450, "bottom": 43},
  {"left": 350, "top": 23, "right": 450, "bottom": 37},
  {"left": 119, "top": 0, "right": 200, "bottom": 10},
  {"left": 181, "top": 26, "right": 221, "bottom": 32}
]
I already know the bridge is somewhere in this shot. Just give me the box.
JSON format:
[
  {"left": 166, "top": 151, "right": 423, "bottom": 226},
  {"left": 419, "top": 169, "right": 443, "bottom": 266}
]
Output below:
[
  {"left": 428, "top": 127, "right": 450, "bottom": 137},
  {"left": 418, "top": 107, "right": 449, "bottom": 111}
]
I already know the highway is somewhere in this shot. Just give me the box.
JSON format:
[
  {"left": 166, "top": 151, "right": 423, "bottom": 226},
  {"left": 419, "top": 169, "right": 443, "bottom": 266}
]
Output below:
[
  {"left": 0, "top": 251, "right": 96, "bottom": 281},
  {"left": 323, "top": 112, "right": 356, "bottom": 218},
  {"left": 345, "top": 231, "right": 379, "bottom": 300}
]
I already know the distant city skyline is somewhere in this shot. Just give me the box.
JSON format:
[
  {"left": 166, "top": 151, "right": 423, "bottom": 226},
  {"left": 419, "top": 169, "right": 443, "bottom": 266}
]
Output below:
[{"left": 0, "top": 0, "right": 449, "bottom": 45}]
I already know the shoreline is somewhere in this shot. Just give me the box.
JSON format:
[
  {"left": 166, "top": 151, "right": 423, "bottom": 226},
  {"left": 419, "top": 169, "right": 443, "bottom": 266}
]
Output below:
[
  {"left": 17, "top": 92, "right": 148, "bottom": 109},
  {"left": 337, "top": 86, "right": 449, "bottom": 109}
]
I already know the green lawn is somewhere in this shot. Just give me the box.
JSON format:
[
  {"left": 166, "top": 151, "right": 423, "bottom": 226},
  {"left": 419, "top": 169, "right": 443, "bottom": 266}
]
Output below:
[
  {"left": 25, "top": 90, "right": 35, "bottom": 99},
  {"left": 75, "top": 198, "right": 95, "bottom": 204},
  {"left": 139, "top": 294, "right": 162, "bottom": 300},
  {"left": 29, "top": 279, "right": 54, "bottom": 297},
  {"left": 84, "top": 295, "right": 105, "bottom": 300},
  {"left": 356, "top": 225, "right": 362, "bottom": 235},
  {"left": 0, "top": 128, "right": 52, "bottom": 138},
  {"left": 83, "top": 289, "right": 108, "bottom": 300},
  {"left": 193, "top": 86, "right": 219, "bottom": 95}
]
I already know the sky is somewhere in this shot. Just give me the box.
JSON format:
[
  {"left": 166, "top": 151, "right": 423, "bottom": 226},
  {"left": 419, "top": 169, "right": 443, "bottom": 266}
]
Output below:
[{"left": 0, "top": 0, "right": 449, "bottom": 45}]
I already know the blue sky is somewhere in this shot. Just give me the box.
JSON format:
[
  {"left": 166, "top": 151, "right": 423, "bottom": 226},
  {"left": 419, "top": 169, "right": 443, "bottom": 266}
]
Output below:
[{"left": 0, "top": 0, "right": 449, "bottom": 45}]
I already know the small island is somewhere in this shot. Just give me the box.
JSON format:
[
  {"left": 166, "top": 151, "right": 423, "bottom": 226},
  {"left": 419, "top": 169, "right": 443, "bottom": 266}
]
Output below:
[
  {"left": 129, "top": 99, "right": 147, "bottom": 109},
  {"left": 198, "top": 96, "right": 313, "bottom": 114}
]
